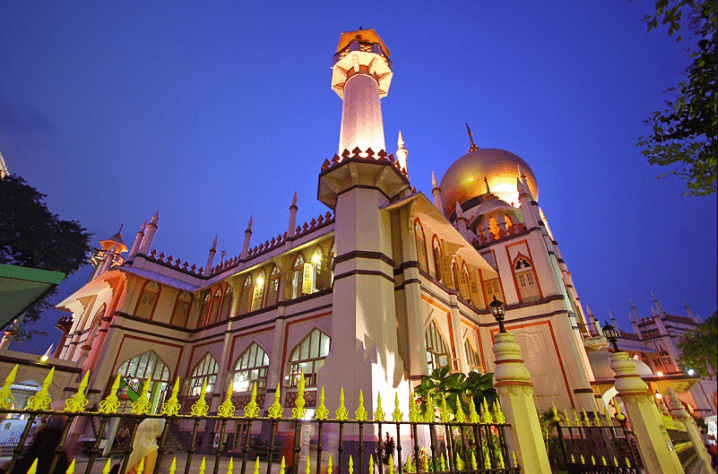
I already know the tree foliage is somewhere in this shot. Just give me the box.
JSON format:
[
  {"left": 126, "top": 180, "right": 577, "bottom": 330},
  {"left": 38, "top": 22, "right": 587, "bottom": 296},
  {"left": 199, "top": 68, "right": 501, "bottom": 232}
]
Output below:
[
  {"left": 0, "top": 174, "right": 91, "bottom": 341},
  {"left": 677, "top": 312, "right": 717, "bottom": 376},
  {"left": 414, "top": 365, "right": 497, "bottom": 417},
  {"left": 637, "top": 0, "right": 717, "bottom": 196}
]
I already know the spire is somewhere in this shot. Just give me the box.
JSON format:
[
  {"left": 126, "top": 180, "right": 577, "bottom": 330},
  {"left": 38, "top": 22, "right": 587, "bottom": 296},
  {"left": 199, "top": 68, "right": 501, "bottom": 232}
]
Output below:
[
  {"left": 431, "top": 171, "right": 438, "bottom": 189},
  {"left": 431, "top": 172, "right": 445, "bottom": 217},
  {"left": 466, "top": 123, "right": 479, "bottom": 152},
  {"left": 651, "top": 292, "right": 665, "bottom": 316},
  {"left": 117, "top": 223, "right": 124, "bottom": 235},
  {"left": 483, "top": 176, "right": 491, "bottom": 194},
  {"left": 139, "top": 210, "right": 160, "bottom": 255},
  {"left": 205, "top": 235, "right": 218, "bottom": 276},
  {"left": 150, "top": 210, "right": 160, "bottom": 225},
  {"left": 396, "top": 131, "right": 408, "bottom": 173},
  {"left": 288, "top": 192, "right": 298, "bottom": 238},
  {"left": 246, "top": 215, "right": 253, "bottom": 233},
  {"left": 586, "top": 305, "right": 594, "bottom": 321},
  {"left": 211, "top": 235, "right": 218, "bottom": 251},
  {"left": 609, "top": 310, "right": 617, "bottom": 327},
  {"left": 455, "top": 201, "right": 463, "bottom": 218},
  {"left": 127, "top": 220, "right": 147, "bottom": 261},
  {"left": 291, "top": 190, "right": 298, "bottom": 208},
  {"left": 241, "top": 216, "right": 253, "bottom": 260},
  {"left": 683, "top": 299, "right": 700, "bottom": 323}
]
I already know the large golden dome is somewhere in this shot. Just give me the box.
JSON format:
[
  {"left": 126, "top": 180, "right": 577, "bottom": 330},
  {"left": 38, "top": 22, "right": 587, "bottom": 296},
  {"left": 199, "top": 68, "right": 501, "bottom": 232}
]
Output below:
[{"left": 439, "top": 148, "right": 538, "bottom": 217}]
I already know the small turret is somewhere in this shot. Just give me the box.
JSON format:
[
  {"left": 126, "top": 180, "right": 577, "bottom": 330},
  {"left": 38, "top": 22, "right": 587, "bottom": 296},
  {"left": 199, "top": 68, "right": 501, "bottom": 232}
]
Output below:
[
  {"left": 288, "top": 191, "right": 298, "bottom": 238},
  {"left": 241, "top": 215, "right": 253, "bottom": 259},
  {"left": 651, "top": 292, "right": 666, "bottom": 317},
  {"left": 683, "top": 299, "right": 701, "bottom": 323},
  {"left": 139, "top": 210, "right": 160, "bottom": 255},
  {"left": 396, "top": 131, "right": 408, "bottom": 174},
  {"left": 432, "top": 172, "right": 444, "bottom": 216},
  {"left": 127, "top": 220, "right": 147, "bottom": 262},
  {"left": 628, "top": 311, "right": 640, "bottom": 333},
  {"left": 204, "top": 235, "right": 218, "bottom": 276}
]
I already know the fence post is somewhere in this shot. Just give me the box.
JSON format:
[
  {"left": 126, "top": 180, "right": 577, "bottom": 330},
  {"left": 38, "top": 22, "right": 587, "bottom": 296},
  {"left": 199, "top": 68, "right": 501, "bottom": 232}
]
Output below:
[
  {"left": 492, "top": 331, "right": 552, "bottom": 474},
  {"left": 667, "top": 389, "right": 715, "bottom": 472},
  {"left": 610, "top": 351, "right": 684, "bottom": 473}
]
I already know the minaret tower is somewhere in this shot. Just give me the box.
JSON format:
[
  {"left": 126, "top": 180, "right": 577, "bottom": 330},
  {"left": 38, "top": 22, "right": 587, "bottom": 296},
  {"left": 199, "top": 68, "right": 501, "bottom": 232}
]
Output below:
[{"left": 319, "top": 29, "right": 411, "bottom": 414}]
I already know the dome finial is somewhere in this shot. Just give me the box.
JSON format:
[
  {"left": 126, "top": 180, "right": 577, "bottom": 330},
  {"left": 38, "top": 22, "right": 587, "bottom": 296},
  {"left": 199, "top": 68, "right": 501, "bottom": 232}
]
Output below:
[
  {"left": 483, "top": 176, "right": 491, "bottom": 194},
  {"left": 465, "top": 123, "right": 479, "bottom": 152}
]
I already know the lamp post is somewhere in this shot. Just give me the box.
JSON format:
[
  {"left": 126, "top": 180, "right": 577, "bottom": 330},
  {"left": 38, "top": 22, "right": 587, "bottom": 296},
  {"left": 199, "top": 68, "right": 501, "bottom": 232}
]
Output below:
[
  {"left": 602, "top": 320, "right": 620, "bottom": 352},
  {"left": 490, "top": 297, "right": 506, "bottom": 333}
]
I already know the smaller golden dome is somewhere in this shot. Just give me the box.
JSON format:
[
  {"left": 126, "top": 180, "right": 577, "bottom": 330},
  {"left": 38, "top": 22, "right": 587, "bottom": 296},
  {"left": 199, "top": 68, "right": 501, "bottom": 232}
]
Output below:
[{"left": 439, "top": 148, "right": 538, "bottom": 217}]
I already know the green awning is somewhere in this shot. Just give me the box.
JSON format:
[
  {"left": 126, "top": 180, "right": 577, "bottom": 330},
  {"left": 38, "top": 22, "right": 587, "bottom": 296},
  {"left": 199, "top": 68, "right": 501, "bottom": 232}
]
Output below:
[{"left": 0, "top": 263, "right": 66, "bottom": 330}]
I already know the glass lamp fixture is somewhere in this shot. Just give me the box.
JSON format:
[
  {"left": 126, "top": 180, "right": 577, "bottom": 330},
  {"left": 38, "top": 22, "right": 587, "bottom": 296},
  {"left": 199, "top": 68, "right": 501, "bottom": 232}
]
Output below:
[
  {"left": 490, "top": 297, "right": 506, "bottom": 333},
  {"left": 602, "top": 321, "right": 620, "bottom": 352}
]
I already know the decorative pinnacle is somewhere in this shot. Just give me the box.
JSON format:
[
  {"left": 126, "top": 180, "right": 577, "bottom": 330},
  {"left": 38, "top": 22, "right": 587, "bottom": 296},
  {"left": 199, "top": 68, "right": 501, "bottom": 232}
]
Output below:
[
  {"left": 211, "top": 235, "right": 218, "bottom": 251},
  {"left": 455, "top": 201, "right": 463, "bottom": 218},
  {"left": 117, "top": 223, "right": 124, "bottom": 235},
  {"left": 139, "top": 219, "right": 147, "bottom": 233},
  {"left": 151, "top": 210, "right": 160, "bottom": 225},
  {"left": 466, "top": 123, "right": 479, "bottom": 152},
  {"left": 398, "top": 131, "right": 405, "bottom": 149},
  {"left": 484, "top": 176, "right": 491, "bottom": 194},
  {"left": 291, "top": 190, "right": 298, "bottom": 207},
  {"left": 431, "top": 171, "right": 438, "bottom": 189}
]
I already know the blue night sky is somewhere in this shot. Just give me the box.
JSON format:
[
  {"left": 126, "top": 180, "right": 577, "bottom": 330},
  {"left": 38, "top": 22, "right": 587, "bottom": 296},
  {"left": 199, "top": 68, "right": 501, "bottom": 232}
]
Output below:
[{"left": 1, "top": 1, "right": 716, "bottom": 354}]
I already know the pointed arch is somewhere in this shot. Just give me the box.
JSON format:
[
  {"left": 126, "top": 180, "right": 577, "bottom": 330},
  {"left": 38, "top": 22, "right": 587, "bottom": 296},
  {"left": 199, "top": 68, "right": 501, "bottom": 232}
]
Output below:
[
  {"left": 432, "top": 235, "right": 443, "bottom": 281},
  {"left": 184, "top": 352, "right": 219, "bottom": 396},
  {"left": 231, "top": 343, "right": 270, "bottom": 392},
  {"left": 135, "top": 280, "right": 160, "bottom": 320},
  {"left": 464, "top": 339, "right": 482, "bottom": 371},
  {"left": 425, "top": 320, "right": 450, "bottom": 372},
  {"left": 265, "top": 265, "right": 281, "bottom": 307},
  {"left": 209, "top": 286, "right": 222, "bottom": 324},
  {"left": 198, "top": 291, "right": 211, "bottom": 326},
  {"left": 238, "top": 274, "right": 252, "bottom": 315},
  {"left": 118, "top": 350, "right": 172, "bottom": 413},
  {"left": 170, "top": 291, "right": 193, "bottom": 327},
  {"left": 289, "top": 253, "right": 306, "bottom": 300},
  {"left": 287, "top": 328, "right": 331, "bottom": 387},
  {"left": 219, "top": 285, "right": 233, "bottom": 321},
  {"left": 414, "top": 219, "right": 429, "bottom": 273},
  {"left": 251, "top": 270, "right": 266, "bottom": 312},
  {"left": 85, "top": 303, "right": 107, "bottom": 345},
  {"left": 512, "top": 253, "right": 541, "bottom": 303}
]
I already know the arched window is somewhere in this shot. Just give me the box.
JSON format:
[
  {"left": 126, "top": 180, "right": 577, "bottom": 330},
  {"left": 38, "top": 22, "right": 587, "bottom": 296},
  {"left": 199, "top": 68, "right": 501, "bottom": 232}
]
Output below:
[
  {"left": 86, "top": 303, "right": 106, "bottom": 345},
  {"left": 488, "top": 217, "right": 500, "bottom": 240},
  {"left": 289, "top": 254, "right": 305, "bottom": 300},
  {"left": 425, "top": 320, "right": 450, "bottom": 372},
  {"left": 209, "top": 287, "right": 222, "bottom": 324},
  {"left": 135, "top": 281, "right": 160, "bottom": 320},
  {"left": 414, "top": 220, "right": 428, "bottom": 272},
  {"left": 311, "top": 248, "right": 328, "bottom": 292},
  {"left": 504, "top": 214, "right": 514, "bottom": 234},
  {"left": 171, "top": 292, "right": 192, "bottom": 327},
  {"left": 432, "top": 236, "right": 443, "bottom": 281},
  {"left": 238, "top": 275, "right": 252, "bottom": 315},
  {"left": 464, "top": 340, "right": 482, "bottom": 371},
  {"left": 199, "top": 291, "right": 211, "bottom": 325},
  {"left": 118, "top": 350, "right": 171, "bottom": 413},
  {"left": 219, "top": 285, "right": 233, "bottom": 321},
  {"left": 231, "top": 343, "right": 270, "bottom": 393},
  {"left": 287, "top": 329, "right": 331, "bottom": 387},
  {"left": 483, "top": 279, "right": 503, "bottom": 308},
  {"left": 184, "top": 352, "right": 219, "bottom": 396},
  {"left": 265, "top": 265, "right": 281, "bottom": 307},
  {"left": 251, "top": 271, "right": 266, "bottom": 311},
  {"left": 514, "top": 256, "right": 540, "bottom": 303}
]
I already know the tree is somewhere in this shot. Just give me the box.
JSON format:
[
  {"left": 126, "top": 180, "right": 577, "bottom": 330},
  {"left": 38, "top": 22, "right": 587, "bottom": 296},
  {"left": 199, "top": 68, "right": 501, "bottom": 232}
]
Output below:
[
  {"left": 413, "top": 365, "right": 498, "bottom": 418},
  {"left": 0, "top": 174, "right": 91, "bottom": 341},
  {"left": 636, "top": 0, "right": 717, "bottom": 196},
  {"left": 677, "top": 311, "right": 717, "bottom": 376}
]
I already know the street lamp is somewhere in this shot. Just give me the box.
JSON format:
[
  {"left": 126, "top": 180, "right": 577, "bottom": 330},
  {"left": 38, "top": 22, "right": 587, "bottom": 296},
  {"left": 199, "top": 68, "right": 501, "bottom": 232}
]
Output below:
[
  {"left": 490, "top": 297, "right": 506, "bottom": 333},
  {"left": 602, "top": 320, "right": 620, "bottom": 352}
]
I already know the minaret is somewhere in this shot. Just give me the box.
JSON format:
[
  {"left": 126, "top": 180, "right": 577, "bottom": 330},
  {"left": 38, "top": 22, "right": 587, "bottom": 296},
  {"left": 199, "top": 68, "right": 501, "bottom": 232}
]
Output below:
[
  {"left": 95, "top": 225, "right": 128, "bottom": 278},
  {"left": 288, "top": 191, "right": 298, "bottom": 238},
  {"left": 630, "top": 298, "right": 641, "bottom": 322},
  {"left": 204, "top": 236, "right": 218, "bottom": 276},
  {"left": 138, "top": 210, "right": 160, "bottom": 255},
  {"left": 319, "top": 29, "right": 411, "bottom": 414},
  {"left": 332, "top": 29, "right": 393, "bottom": 155},
  {"left": 651, "top": 292, "right": 666, "bottom": 317},
  {"left": 240, "top": 216, "right": 253, "bottom": 259},
  {"left": 431, "top": 172, "right": 444, "bottom": 216},
  {"left": 127, "top": 220, "right": 147, "bottom": 262},
  {"left": 396, "top": 131, "right": 408, "bottom": 173}
]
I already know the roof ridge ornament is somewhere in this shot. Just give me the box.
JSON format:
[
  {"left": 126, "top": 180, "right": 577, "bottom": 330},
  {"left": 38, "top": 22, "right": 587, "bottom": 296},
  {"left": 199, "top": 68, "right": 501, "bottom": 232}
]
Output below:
[{"left": 466, "top": 123, "right": 479, "bottom": 152}]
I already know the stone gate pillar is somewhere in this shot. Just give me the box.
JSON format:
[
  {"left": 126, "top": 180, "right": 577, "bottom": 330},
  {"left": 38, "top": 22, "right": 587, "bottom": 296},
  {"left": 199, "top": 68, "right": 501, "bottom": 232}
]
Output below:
[{"left": 668, "top": 389, "right": 715, "bottom": 473}]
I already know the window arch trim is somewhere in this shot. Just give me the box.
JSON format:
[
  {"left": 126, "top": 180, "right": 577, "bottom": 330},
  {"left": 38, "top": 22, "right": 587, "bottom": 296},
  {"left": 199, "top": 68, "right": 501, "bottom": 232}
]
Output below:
[{"left": 134, "top": 280, "right": 161, "bottom": 320}]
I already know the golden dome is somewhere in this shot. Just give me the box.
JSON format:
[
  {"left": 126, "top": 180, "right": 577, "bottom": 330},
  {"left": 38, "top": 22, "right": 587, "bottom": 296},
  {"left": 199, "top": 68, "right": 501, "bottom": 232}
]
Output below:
[{"left": 439, "top": 148, "right": 538, "bottom": 217}]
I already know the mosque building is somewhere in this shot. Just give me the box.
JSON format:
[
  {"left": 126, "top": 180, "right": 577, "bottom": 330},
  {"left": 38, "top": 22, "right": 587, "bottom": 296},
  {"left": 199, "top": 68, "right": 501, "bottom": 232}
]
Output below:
[{"left": 1, "top": 29, "right": 713, "bottom": 444}]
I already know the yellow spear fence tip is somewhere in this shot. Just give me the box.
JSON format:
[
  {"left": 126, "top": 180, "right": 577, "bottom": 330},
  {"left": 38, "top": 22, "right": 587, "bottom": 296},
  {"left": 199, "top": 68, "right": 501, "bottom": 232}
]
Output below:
[
  {"left": 493, "top": 400, "right": 505, "bottom": 423},
  {"left": 226, "top": 458, "right": 234, "bottom": 474},
  {"left": 256, "top": 457, "right": 262, "bottom": 474},
  {"left": 439, "top": 453, "right": 445, "bottom": 472},
  {"left": 244, "top": 382, "right": 260, "bottom": 418},
  {"left": 455, "top": 451, "right": 463, "bottom": 470},
  {"left": 335, "top": 387, "right": 349, "bottom": 420},
  {"left": 470, "top": 450, "right": 477, "bottom": 470},
  {"left": 389, "top": 454, "right": 396, "bottom": 474},
  {"left": 408, "top": 394, "right": 420, "bottom": 422},
  {"left": 604, "top": 408, "right": 612, "bottom": 426},
  {"left": 602, "top": 456, "right": 607, "bottom": 466},
  {"left": 102, "top": 458, "right": 113, "bottom": 474},
  {"left": 613, "top": 400, "right": 625, "bottom": 421},
  {"left": 268, "top": 383, "right": 283, "bottom": 418},
  {"left": 512, "top": 451, "right": 519, "bottom": 468},
  {"left": 132, "top": 375, "right": 153, "bottom": 415},
  {"left": 198, "top": 456, "right": 206, "bottom": 474},
  {"left": 563, "top": 409, "right": 572, "bottom": 427},
  {"left": 163, "top": 376, "right": 182, "bottom": 416},
  {"left": 583, "top": 410, "right": 591, "bottom": 427},
  {"left": 497, "top": 450, "right": 505, "bottom": 469},
  {"left": 65, "top": 371, "right": 90, "bottom": 413},
  {"left": 315, "top": 386, "right": 329, "bottom": 420},
  {"left": 368, "top": 455, "right": 374, "bottom": 474},
  {"left": 439, "top": 393, "right": 450, "bottom": 423},
  {"left": 279, "top": 457, "right": 286, "bottom": 474},
  {"left": 424, "top": 393, "right": 434, "bottom": 423},
  {"left": 405, "top": 456, "right": 415, "bottom": 473},
  {"left": 304, "top": 454, "right": 310, "bottom": 474},
  {"left": 392, "top": 393, "right": 403, "bottom": 422},
  {"left": 328, "top": 456, "right": 333, "bottom": 474},
  {"left": 292, "top": 371, "right": 307, "bottom": 419},
  {"left": 355, "top": 389, "right": 368, "bottom": 421},
  {"left": 580, "top": 454, "right": 585, "bottom": 464},
  {"left": 571, "top": 454, "right": 576, "bottom": 463},
  {"left": 625, "top": 457, "right": 631, "bottom": 468},
  {"left": 591, "top": 455, "right": 596, "bottom": 466},
  {"left": 99, "top": 373, "right": 122, "bottom": 414},
  {"left": 573, "top": 409, "right": 581, "bottom": 427},
  {"left": 551, "top": 402, "right": 560, "bottom": 422},
  {"left": 191, "top": 377, "right": 210, "bottom": 416},
  {"left": 481, "top": 399, "right": 493, "bottom": 424},
  {"left": 169, "top": 457, "right": 177, "bottom": 474},
  {"left": 27, "top": 367, "right": 54, "bottom": 411},
  {"left": 0, "top": 364, "right": 18, "bottom": 409},
  {"left": 348, "top": 455, "right": 354, "bottom": 474},
  {"left": 374, "top": 391, "right": 385, "bottom": 421},
  {"left": 66, "top": 458, "right": 76, "bottom": 474},
  {"left": 455, "top": 402, "right": 466, "bottom": 423},
  {"left": 27, "top": 458, "right": 38, "bottom": 474},
  {"left": 613, "top": 456, "right": 619, "bottom": 467},
  {"left": 217, "top": 379, "right": 236, "bottom": 418},
  {"left": 137, "top": 457, "right": 145, "bottom": 474},
  {"left": 468, "top": 399, "right": 480, "bottom": 423}
]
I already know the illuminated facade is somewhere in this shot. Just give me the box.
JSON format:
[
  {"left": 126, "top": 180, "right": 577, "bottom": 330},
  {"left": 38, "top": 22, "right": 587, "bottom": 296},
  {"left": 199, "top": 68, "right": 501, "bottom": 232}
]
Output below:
[{"left": 3, "top": 30, "right": 711, "bottom": 442}]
